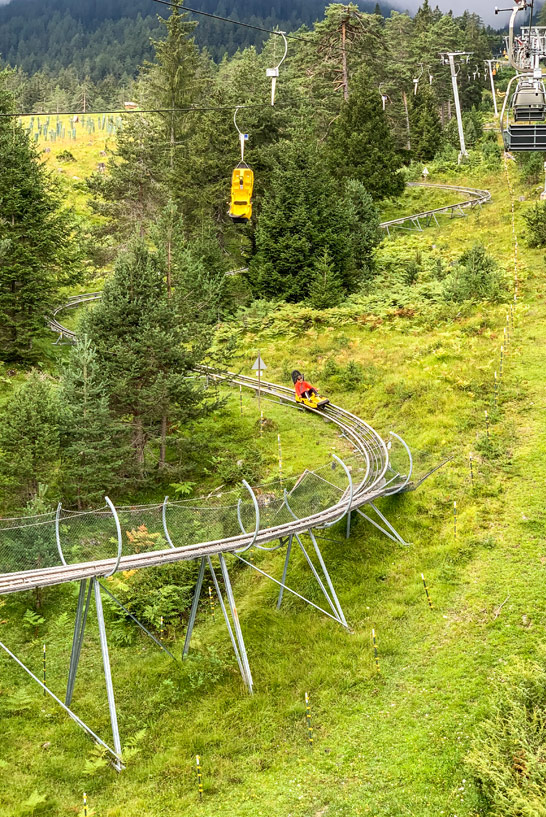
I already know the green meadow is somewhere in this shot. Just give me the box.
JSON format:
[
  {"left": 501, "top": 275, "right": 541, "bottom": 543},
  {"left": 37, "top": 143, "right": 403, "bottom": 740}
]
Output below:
[{"left": 2, "top": 153, "right": 546, "bottom": 817}]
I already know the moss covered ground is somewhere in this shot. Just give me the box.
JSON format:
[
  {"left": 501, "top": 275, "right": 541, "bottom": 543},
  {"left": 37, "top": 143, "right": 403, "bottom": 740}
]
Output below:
[{"left": 2, "top": 155, "right": 546, "bottom": 816}]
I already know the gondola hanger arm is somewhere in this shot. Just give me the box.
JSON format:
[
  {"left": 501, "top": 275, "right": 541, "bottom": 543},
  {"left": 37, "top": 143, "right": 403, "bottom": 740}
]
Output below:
[
  {"left": 266, "top": 31, "right": 288, "bottom": 105},
  {"left": 234, "top": 105, "right": 248, "bottom": 162}
]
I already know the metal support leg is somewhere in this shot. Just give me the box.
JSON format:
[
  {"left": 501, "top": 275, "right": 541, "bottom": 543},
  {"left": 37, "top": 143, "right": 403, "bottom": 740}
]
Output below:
[
  {"left": 367, "top": 501, "right": 409, "bottom": 546},
  {"left": 0, "top": 639, "right": 123, "bottom": 769},
  {"left": 207, "top": 557, "right": 245, "bottom": 683},
  {"left": 182, "top": 557, "right": 206, "bottom": 658},
  {"left": 66, "top": 579, "right": 92, "bottom": 706},
  {"left": 295, "top": 533, "right": 342, "bottom": 623},
  {"left": 307, "top": 529, "right": 348, "bottom": 628},
  {"left": 98, "top": 582, "right": 176, "bottom": 662},
  {"left": 346, "top": 510, "right": 352, "bottom": 539},
  {"left": 277, "top": 536, "right": 293, "bottom": 610},
  {"left": 93, "top": 579, "right": 122, "bottom": 770},
  {"left": 218, "top": 554, "right": 253, "bottom": 694}
]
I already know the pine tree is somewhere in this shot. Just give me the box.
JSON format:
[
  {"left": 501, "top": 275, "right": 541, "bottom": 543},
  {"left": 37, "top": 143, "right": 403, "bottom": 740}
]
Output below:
[
  {"left": 308, "top": 250, "right": 345, "bottom": 309},
  {"left": 0, "top": 372, "right": 60, "bottom": 505},
  {"left": 248, "top": 138, "right": 352, "bottom": 302},
  {"left": 410, "top": 85, "right": 443, "bottom": 161},
  {"left": 60, "top": 335, "right": 129, "bottom": 508},
  {"left": 82, "top": 240, "right": 217, "bottom": 473},
  {"left": 0, "top": 72, "right": 80, "bottom": 362},
  {"left": 308, "top": 4, "right": 388, "bottom": 101},
  {"left": 87, "top": 113, "right": 164, "bottom": 249},
  {"left": 328, "top": 70, "right": 405, "bottom": 201}
]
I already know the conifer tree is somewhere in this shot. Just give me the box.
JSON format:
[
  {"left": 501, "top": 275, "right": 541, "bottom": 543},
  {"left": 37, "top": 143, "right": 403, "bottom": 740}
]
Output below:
[
  {"left": 0, "top": 72, "right": 80, "bottom": 362},
  {"left": 0, "top": 372, "right": 60, "bottom": 505},
  {"left": 141, "top": 8, "right": 200, "bottom": 149},
  {"left": 87, "top": 113, "right": 164, "bottom": 249},
  {"left": 308, "top": 250, "right": 345, "bottom": 309},
  {"left": 60, "top": 335, "right": 129, "bottom": 508},
  {"left": 248, "top": 138, "right": 352, "bottom": 302},
  {"left": 328, "top": 70, "right": 405, "bottom": 200},
  {"left": 410, "top": 85, "right": 442, "bottom": 161},
  {"left": 344, "top": 179, "right": 382, "bottom": 287},
  {"left": 309, "top": 5, "right": 387, "bottom": 100},
  {"left": 82, "top": 240, "right": 216, "bottom": 473}
]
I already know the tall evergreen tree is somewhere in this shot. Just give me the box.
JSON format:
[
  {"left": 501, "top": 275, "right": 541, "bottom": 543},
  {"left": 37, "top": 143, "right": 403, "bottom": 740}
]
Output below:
[
  {"left": 0, "top": 372, "right": 60, "bottom": 505},
  {"left": 60, "top": 335, "right": 129, "bottom": 508},
  {"left": 248, "top": 138, "right": 352, "bottom": 302},
  {"left": 344, "top": 179, "right": 382, "bottom": 286},
  {"left": 308, "top": 250, "right": 345, "bottom": 309},
  {"left": 410, "top": 85, "right": 443, "bottom": 161},
  {"left": 87, "top": 113, "right": 164, "bottom": 249},
  {"left": 141, "top": 9, "right": 200, "bottom": 147},
  {"left": 82, "top": 240, "right": 217, "bottom": 473},
  {"left": 0, "top": 72, "right": 80, "bottom": 362},
  {"left": 328, "top": 70, "right": 405, "bottom": 200}
]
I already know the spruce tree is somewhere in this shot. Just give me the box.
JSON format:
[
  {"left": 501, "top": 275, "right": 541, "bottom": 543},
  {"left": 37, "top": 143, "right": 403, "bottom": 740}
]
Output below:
[
  {"left": 141, "top": 8, "right": 200, "bottom": 148},
  {"left": 308, "top": 250, "right": 345, "bottom": 309},
  {"left": 344, "top": 179, "right": 382, "bottom": 287},
  {"left": 248, "top": 138, "right": 352, "bottom": 302},
  {"left": 82, "top": 240, "right": 216, "bottom": 474},
  {"left": 60, "top": 335, "right": 129, "bottom": 509},
  {"left": 87, "top": 113, "right": 164, "bottom": 249},
  {"left": 0, "top": 372, "right": 60, "bottom": 505},
  {"left": 328, "top": 70, "right": 405, "bottom": 201},
  {"left": 0, "top": 72, "right": 80, "bottom": 362},
  {"left": 410, "top": 85, "right": 442, "bottom": 161}
]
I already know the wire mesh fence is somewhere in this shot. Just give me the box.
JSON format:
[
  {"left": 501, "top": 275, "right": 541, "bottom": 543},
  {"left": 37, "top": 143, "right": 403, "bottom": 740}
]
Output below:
[{"left": 0, "top": 448, "right": 396, "bottom": 581}]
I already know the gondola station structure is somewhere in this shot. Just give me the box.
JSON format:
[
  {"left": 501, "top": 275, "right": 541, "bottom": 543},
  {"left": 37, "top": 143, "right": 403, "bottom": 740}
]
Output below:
[{"left": 497, "top": 0, "right": 546, "bottom": 150}]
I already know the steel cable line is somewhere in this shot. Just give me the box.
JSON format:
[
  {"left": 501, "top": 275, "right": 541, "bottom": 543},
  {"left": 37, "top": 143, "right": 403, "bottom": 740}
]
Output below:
[
  {"left": 151, "top": 0, "right": 365, "bottom": 56},
  {"left": 0, "top": 102, "right": 292, "bottom": 119}
]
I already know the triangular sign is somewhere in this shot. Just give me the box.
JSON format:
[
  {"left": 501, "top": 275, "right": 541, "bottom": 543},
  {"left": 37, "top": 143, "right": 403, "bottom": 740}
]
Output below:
[{"left": 252, "top": 355, "right": 266, "bottom": 371}]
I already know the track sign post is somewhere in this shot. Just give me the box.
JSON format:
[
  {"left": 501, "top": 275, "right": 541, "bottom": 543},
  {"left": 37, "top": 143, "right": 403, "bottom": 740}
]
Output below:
[{"left": 252, "top": 353, "right": 267, "bottom": 429}]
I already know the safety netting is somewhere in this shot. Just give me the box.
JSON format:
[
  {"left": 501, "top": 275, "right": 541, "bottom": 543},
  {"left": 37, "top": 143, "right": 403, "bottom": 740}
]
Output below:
[{"left": 0, "top": 452, "right": 375, "bottom": 579}]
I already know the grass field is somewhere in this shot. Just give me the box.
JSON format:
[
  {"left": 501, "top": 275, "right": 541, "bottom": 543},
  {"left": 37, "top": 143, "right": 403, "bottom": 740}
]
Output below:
[{"left": 2, "top": 151, "right": 546, "bottom": 817}]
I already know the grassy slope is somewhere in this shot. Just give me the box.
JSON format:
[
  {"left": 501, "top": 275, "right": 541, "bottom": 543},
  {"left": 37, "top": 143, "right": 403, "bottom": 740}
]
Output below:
[
  {"left": 378, "top": 183, "right": 478, "bottom": 222},
  {"left": 1, "top": 159, "right": 546, "bottom": 817}
]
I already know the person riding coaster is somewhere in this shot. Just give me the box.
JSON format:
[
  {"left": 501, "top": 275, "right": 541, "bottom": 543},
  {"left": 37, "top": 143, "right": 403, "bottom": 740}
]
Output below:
[{"left": 291, "top": 370, "right": 330, "bottom": 409}]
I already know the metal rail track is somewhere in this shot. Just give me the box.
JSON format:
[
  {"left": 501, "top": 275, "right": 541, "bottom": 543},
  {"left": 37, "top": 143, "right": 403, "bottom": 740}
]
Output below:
[
  {"left": 380, "top": 182, "right": 491, "bottom": 234},
  {"left": 8, "top": 296, "right": 406, "bottom": 598}
]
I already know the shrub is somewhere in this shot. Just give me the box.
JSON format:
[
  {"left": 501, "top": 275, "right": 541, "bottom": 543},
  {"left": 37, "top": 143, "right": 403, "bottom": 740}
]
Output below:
[
  {"left": 442, "top": 244, "right": 505, "bottom": 303},
  {"left": 56, "top": 150, "right": 76, "bottom": 162},
  {"left": 105, "top": 560, "right": 199, "bottom": 631},
  {"left": 481, "top": 137, "right": 502, "bottom": 169},
  {"left": 516, "top": 151, "right": 545, "bottom": 184},
  {"left": 523, "top": 202, "right": 546, "bottom": 247},
  {"left": 468, "top": 658, "right": 546, "bottom": 816}
]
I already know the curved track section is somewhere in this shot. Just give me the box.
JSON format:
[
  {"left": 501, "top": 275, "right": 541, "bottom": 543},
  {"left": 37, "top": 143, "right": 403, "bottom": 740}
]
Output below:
[
  {"left": 380, "top": 182, "right": 491, "bottom": 234},
  {"left": 0, "top": 299, "right": 412, "bottom": 596}
]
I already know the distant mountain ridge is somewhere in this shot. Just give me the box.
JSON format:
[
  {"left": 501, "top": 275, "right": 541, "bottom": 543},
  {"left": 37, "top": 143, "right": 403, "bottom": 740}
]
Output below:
[{"left": 0, "top": 0, "right": 398, "bottom": 78}]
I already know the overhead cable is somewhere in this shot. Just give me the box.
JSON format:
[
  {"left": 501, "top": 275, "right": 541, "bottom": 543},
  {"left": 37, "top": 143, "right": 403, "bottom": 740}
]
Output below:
[
  {"left": 151, "top": 0, "right": 360, "bottom": 55},
  {"left": 0, "top": 102, "right": 288, "bottom": 119}
]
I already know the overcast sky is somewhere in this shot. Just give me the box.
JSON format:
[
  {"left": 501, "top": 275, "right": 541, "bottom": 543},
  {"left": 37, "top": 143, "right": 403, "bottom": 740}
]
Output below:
[{"left": 390, "top": 0, "right": 506, "bottom": 25}]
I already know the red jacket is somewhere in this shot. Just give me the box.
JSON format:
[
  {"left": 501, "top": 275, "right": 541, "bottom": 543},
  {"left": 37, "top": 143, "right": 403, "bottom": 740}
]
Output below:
[{"left": 295, "top": 380, "right": 313, "bottom": 396}]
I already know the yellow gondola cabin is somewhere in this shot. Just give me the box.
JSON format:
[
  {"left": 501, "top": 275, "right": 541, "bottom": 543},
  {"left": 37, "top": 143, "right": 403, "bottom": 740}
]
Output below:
[{"left": 229, "top": 163, "right": 254, "bottom": 223}]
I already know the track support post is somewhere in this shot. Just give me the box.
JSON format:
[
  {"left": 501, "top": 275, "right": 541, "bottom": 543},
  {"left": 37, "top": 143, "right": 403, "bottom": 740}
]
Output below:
[
  {"left": 66, "top": 579, "right": 93, "bottom": 706},
  {"left": 93, "top": 579, "right": 123, "bottom": 770}
]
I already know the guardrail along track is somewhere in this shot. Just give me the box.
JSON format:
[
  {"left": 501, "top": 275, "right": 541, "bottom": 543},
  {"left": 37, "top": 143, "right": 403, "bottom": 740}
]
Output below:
[{"left": 380, "top": 182, "right": 491, "bottom": 234}]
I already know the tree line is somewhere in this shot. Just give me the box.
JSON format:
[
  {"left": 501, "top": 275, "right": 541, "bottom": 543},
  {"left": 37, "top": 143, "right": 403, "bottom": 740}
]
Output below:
[{"left": 0, "top": 0, "right": 397, "bottom": 80}]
